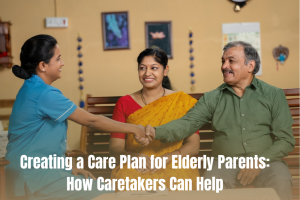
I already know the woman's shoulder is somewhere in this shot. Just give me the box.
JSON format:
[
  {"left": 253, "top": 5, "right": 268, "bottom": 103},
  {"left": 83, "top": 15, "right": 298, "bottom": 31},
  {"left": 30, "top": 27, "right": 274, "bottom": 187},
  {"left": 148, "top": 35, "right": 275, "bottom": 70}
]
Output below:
[
  {"left": 116, "top": 94, "right": 136, "bottom": 107},
  {"left": 118, "top": 94, "right": 133, "bottom": 102}
]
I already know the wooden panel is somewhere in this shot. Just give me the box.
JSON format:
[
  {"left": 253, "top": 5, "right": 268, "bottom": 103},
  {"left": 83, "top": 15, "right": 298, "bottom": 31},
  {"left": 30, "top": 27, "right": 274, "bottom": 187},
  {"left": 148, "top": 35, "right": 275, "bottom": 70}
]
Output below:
[
  {"left": 0, "top": 158, "right": 10, "bottom": 167},
  {"left": 199, "top": 132, "right": 214, "bottom": 140},
  {"left": 198, "top": 151, "right": 212, "bottom": 157},
  {"left": 87, "top": 134, "right": 110, "bottom": 143},
  {"left": 0, "top": 99, "right": 15, "bottom": 108},
  {"left": 292, "top": 187, "right": 299, "bottom": 196},
  {"left": 287, "top": 98, "right": 300, "bottom": 107},
  {"left": 87, "top": 96, "right": 121, "bottom": 105},
  {"left": 284, "top": 88, "right": 300, "bottom": 96},
  {"left": 293, "top": 118, "right": 300, "bottom": 127},
  {"left": 0, "top": 115, "right": 10, "bottom": 120},
  {"left": 290, "top": 147, "right": 300, "bottom": 155},
  {"left": 87, "top": 127, "right": 112, "bottom": 134},
  {"left": 292, "top": 179, "right": 299, "bottom": 199},
  {"left": 283, "top": 157, "right": 300, "bottom": 166},
  {"left": 87, "top": 106, "right": 115, "bottom": 114},
  {"left": 293, "top": 178, "right": 299, "bottom": 187},
  {"left": 291, "top": 109, "right": 300, "bottom": 116},
  {"left": 189, "top": 93, "right": 204, "bottom": 100},
  {"left": 289, "top": 167, "right": 299, "bottom": 176},
  {"left": 200, "top": 123, "right": 211, "bottom": 130},
  {"left": 86, "top": 144, "right": 109, "bottom": 152},
  {"left": 199, "top": 142, "right": 212, "bottom": 150},
  {"left": 293, "top": 128, "right": 300, "bottom": 136}
]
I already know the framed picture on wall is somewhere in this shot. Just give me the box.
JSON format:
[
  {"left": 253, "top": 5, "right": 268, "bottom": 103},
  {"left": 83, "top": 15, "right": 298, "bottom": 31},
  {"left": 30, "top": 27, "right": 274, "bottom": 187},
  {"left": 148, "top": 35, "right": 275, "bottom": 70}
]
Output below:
[
  {"left": 101, "top": 11, "right": 130, "bottom": 50},
  {"left": 145, "top": 21, "right": 173, "bottom": 58}
]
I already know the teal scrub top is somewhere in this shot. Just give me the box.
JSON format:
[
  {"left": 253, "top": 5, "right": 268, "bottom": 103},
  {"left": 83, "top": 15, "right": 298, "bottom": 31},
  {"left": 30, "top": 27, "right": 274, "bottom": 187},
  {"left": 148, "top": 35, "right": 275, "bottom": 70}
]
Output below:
[{"left": 5, "top": 75, "right": 77, "bottom": 197}]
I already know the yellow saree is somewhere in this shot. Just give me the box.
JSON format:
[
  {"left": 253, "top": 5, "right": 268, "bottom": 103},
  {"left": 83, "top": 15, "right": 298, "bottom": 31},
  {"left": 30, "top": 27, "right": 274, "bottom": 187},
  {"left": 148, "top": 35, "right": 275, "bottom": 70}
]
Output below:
[{"left": 111, "top": 91, "right": 200, "bottom": 190}]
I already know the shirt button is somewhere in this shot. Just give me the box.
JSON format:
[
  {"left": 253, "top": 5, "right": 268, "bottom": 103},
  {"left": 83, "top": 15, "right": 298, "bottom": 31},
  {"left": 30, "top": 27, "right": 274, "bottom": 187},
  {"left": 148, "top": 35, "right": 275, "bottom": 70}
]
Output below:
[
  {"left": 244, "top": 143, "right": 247, "bottom": 145},
  {"left": 241, "top": 99, "right": 243, "bottom": 101},
  {"left": 242, "top": 114, "right": 245, "bottom": 116},
  {"left": 243, "top": 128, "right": 246, "bottom": 130}
]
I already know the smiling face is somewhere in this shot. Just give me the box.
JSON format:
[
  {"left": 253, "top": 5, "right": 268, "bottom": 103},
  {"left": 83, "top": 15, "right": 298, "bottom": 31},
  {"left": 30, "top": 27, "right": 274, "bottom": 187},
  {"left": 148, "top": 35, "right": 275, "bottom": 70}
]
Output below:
[
  {"left": 45, "top": 44, "right": 64, "bottom": 82},
  {"left": 221, "top": 46, "right": 254, "bottom": 86},
  {"left": 138, "top": 56, "right": 168, "bottom": 89}
]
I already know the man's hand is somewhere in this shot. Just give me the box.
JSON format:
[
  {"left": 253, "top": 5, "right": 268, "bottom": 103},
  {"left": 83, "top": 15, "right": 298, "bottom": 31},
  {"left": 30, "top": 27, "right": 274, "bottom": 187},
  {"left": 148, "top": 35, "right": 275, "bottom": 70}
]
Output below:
[
  {"left": 237, "top": 168, "right": 262, "bottom": 186},
  {"left": 133, "top": 125, "right": 156, "bottom": 146},
  {"left": 145, "top": 125, "right": 156, "bottom": 141},
  {"left": 72, "top": 168, "right": 96, "bottom": 180}
]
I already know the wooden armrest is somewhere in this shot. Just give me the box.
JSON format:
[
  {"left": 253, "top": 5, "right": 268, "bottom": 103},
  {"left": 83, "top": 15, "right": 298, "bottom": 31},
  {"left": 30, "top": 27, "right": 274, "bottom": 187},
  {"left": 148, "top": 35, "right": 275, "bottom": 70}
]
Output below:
[
  {"left": 0, "top": 157, "right": 9, "bottom": 167},
  {"left": 65, "top": 150, "right": 87, "bottom": 158}
]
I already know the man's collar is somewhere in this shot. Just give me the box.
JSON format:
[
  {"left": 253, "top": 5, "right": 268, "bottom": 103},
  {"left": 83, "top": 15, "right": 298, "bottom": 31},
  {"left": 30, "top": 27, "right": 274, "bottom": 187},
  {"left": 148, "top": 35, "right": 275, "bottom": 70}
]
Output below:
[
  {"left": 221, "top": 76, "right": 257, "bottom": 90},
  {"left": 250, "top": 76, "right": 258, "bottom": 89}
]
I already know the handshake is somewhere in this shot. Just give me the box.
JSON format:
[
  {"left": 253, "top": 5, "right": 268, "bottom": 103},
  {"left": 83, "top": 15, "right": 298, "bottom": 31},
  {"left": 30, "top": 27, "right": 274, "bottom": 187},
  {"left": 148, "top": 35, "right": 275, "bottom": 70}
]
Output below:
[{"left": 133, "top": 125, "right": 156, "bottom": 146}]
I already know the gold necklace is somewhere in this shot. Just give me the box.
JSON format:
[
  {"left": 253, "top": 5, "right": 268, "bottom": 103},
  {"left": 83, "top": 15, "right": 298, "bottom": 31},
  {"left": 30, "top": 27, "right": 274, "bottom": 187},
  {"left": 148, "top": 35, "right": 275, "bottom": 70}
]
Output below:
[{"left": 141, "top": 88, "right": 165, "bottom": 105}]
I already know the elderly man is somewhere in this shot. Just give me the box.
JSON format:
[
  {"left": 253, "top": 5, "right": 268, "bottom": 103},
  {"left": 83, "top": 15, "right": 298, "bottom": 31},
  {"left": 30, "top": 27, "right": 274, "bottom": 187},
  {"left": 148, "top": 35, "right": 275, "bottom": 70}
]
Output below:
[{"left": 138, "top": 41, "right": 295, "bottom": 200}]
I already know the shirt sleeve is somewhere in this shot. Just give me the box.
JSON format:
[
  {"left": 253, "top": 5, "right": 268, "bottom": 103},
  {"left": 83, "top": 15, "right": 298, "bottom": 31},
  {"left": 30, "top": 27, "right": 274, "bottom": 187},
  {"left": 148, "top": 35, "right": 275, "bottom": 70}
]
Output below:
[
  {"left": 258, "top": 89, "right": 295, "bottom": 163},
  {"left": 110, "top": 98, "right": 126, "bottom": 139},
  {"left": 36, "top": 88, "right": 77, "bottom": 123},
  {"left": 155, "top": 94, "right": 213, "bottom": 143}
]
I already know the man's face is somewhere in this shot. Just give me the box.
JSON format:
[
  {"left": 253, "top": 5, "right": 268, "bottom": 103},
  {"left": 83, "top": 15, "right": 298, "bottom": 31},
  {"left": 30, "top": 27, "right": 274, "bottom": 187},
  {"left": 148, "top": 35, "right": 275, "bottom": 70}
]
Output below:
[{"left": 221, "top": 46, "right": 253, "bottom": 86}]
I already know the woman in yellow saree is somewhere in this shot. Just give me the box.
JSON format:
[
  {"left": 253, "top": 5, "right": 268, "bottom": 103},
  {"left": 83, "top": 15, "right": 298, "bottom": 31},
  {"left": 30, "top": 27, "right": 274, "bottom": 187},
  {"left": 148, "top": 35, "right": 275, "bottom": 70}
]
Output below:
[{"left": 109, "top": 48, "right": 200, "bottom": 190}]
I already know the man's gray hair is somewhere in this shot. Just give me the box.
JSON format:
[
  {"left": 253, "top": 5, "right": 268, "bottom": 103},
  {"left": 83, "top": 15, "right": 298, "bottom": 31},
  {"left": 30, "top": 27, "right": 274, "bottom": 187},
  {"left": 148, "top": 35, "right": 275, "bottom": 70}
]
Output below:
[{"left": 223, "top": 41, "right": 260, "bottom": 74}]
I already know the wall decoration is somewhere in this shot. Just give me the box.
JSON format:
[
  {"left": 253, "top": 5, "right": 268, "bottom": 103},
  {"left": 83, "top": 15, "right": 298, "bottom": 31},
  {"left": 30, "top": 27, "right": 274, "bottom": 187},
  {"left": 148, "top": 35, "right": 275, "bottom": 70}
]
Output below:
[
  {"left": 0, "top": 18, "right": 12, "bottom": 68},
  {"left": 189, "top": 27, "right": 195, "bottom": 92},
  {"left": 77, "top": 33, "right": 84, "bottom": 108},
  {"left": 230, "top": 0, "right": 248, "bottom": 12},
  {"left": 273, "top": 45, "right": 289, "bottom": 70},
  {"left": 222, "top": 22, "right": 262, "bottom": 75},
  {"left": 145, "top": 21, "right": 173, "bottom": 58},
  {"left": 101, "top": 11, "right": 130, "bottom": 50}
]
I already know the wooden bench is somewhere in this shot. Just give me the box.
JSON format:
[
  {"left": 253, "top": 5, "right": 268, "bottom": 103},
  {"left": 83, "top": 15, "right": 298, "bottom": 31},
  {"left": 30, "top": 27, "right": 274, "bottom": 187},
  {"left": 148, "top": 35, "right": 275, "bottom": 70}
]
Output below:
[{"left": 80, "top": 88, "right": 299, "bottom": 199}]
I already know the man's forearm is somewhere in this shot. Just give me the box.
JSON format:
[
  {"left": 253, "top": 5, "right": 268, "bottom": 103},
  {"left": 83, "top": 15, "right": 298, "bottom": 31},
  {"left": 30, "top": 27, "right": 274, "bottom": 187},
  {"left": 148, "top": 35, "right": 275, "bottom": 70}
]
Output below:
[
  {"left": 155, "top": 118, "right": 202, "bottom": 143},
  {"left": 154, "top": 96, "right": 211, "bottom": 143},
  {"left": 258, "top": 139, "right": 295, "bottom": 163}
]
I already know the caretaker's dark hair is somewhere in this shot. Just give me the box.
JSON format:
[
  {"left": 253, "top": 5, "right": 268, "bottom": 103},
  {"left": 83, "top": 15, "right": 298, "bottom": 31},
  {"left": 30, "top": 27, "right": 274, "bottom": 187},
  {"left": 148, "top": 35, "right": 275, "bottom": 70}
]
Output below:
[
  {"left": 223, "top": 41, "right": 260, "bottom": 74},
  {"left": 137, "top": 47, "right": 173, "bottom": 90},
  {"left": 12, "top": 34, "right": 57, "bottom": 79}
]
